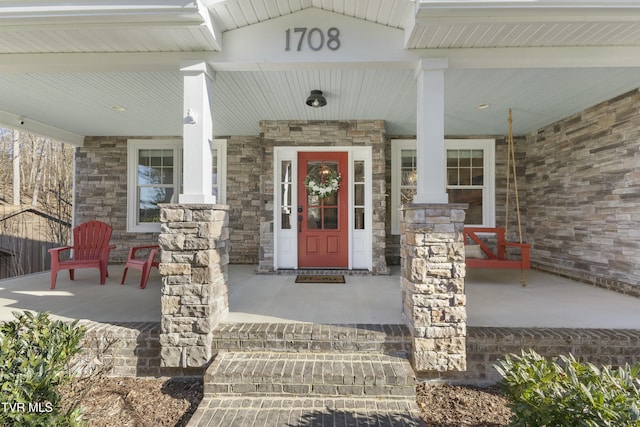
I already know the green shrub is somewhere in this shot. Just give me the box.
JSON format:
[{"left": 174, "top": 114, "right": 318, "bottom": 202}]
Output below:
[
  {"left": 0, "top": 311, "right": 86, "bottom": 426},
  {"left": 496, "top": 350, "right": 640, "bottom": 427}
]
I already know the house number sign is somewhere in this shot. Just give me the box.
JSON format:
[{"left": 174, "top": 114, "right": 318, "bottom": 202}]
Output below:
[{"left": 285, "top": 27, "right": 341, "bottom": 51}]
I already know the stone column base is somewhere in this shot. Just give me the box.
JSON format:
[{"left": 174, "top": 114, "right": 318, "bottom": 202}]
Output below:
[
  {"left": 400, "top": 203, "right": 467, "bottom": 372},
  {"left": 158, "top": 203, "right": 230, "bottom": 368}
]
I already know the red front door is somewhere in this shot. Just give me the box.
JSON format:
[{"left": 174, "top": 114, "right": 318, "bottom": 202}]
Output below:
[{"left": 298, "top": 152, "right": 348, "bottom": 268}]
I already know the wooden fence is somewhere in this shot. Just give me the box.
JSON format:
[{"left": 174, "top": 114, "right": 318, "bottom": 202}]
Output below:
[{"left": 0, "top": 208, "right": 70, "bottom": 279}]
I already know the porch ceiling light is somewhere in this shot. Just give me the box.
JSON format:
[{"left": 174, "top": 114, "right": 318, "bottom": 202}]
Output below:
[{"left": 306, "top": 90, "right": 327, "bottom": 108}]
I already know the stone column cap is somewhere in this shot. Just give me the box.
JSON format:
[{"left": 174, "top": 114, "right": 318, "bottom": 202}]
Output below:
[
  {"left": 401, "top": 203, "right": 468, "bottom": 210},
  {"left": 159, "top": 203, "right": 230, "bottom": 210}
]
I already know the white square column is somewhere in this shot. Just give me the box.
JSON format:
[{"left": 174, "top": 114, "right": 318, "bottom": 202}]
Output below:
[
  {"left": 414, "top": 59, "right": 449, "bottom": 204},
  {"left": 180, "top": 61, "right": 216, "bottom": 204}
]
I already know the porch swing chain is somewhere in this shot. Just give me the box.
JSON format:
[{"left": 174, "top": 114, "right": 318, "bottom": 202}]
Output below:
[
  {"left": 505, "top": 109, "right": 524, "bottom": 245},
  {"left": 505, "top": 109, "right": 526, "bottom": 286}
]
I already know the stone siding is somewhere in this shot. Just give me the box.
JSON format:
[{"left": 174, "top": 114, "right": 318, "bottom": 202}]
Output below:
[
  {"left": 75, "top": 137, "right": 169, "bottom": 262},
  {"left": 158, "top": 204, "right": 230, "bottom": 368},
  {"left": 526, "top": 89, "right": 640, "bottom": 295},
  {"left": 226, "top": 136, "right": 262, "bottom": 264}
]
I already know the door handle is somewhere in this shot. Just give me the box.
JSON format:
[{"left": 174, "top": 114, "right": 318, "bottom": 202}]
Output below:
[{"left": 297, "top": 206, "right": 303, "bottom": 233}]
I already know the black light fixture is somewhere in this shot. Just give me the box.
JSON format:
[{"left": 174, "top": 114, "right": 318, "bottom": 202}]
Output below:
[{"left": 306, "top": 90, "right": 327, "bottom": 108}]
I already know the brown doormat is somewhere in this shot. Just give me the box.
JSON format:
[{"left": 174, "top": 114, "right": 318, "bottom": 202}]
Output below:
[{"left": 295, "top": 275, "right": 345, "bottom": 284}]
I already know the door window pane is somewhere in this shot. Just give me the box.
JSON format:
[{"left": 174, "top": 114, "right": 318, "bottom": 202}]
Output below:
[
  {"left": 354, "top": 161, "right": 365, "bottom": 182},
  {"left": 353, "top": 160, "right": 365, "bottom": 230},
  {"left": 304, "top": 159, "right": 341, "bottom": 230},
  {"left": 307, "top": 208, "right": 321, "bottom": 229},
  {"left": 355, "top": 207, "right": 365, "bottom": 230},
  {"left": 281, "top": 207, "right": 292, "bottom": 229},
  {"left": 323, "top": 208, "right": 338, "bottom": 229},
  {"left": 322, "top": 193, "right": 337, "bottom": 206},
  {"left": 354, "top": 184, "right": 365, "bottom": 206},
  {"left": 280, "top": 160, "right": 292, "bottom": 230}
]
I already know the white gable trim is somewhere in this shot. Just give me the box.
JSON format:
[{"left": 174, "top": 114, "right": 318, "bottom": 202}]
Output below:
[{"left": 211, "top": 8, "right": 412, "bottom": 69}]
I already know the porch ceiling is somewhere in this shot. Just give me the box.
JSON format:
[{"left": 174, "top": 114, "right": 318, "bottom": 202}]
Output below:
[
  {"left": 1, "top": 66, "right": 639, "bottom": 141},
  {"left": 1, "top": 1, "right": 640, "bottom": 143}
]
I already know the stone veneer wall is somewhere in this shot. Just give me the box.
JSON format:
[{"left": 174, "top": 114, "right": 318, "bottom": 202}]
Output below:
[
  {"left": 75, "top": 137, "right": 167, "bottom": 262},
  {"left": 525, "top": 89, "right": 640, "bottom": 296},
  {"left": 158, "top": 204, "right": 229, "bottom": 368},
  {"left": 258, "top": 120, "right": 389, "bottom": 274},
  {"left": 226, "top": 136, "right": 261, "bottom": 264}
]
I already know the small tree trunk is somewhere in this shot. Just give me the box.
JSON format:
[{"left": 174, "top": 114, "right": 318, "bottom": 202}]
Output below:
[
  {"left": 31, "top": 142, "right": 45, "bottom": 207},
  {"left": 12, "top": 129, "right": 20, "bottom": 205}
]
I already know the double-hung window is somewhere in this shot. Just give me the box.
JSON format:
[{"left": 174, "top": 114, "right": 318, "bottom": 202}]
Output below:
[
  {"left": 127, "top": 139, "right": 182, "bottom": 232},
  {"left": 127, "top": 139, "right": 226, "bottom": 232},
  {"left": 391, "top": 138, "right": 495, "bottom": 234}
]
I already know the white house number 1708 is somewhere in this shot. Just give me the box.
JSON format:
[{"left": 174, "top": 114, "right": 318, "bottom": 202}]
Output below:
[{"left": 285, "top": 27, "right": 341, "bottom": 51}]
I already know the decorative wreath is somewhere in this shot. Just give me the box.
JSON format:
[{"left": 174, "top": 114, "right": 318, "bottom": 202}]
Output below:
[{"left": 304, "top": 170, "right": 341, "bottom": 198}]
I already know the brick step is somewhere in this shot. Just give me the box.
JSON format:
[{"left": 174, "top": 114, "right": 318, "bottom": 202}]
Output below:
[
  {"left": 204, "top": 351, "right": 417, "bottom": 398},
  {"left": 187, "top": 396, "right": 425, "bottom": 427},
  {"left": 212, "top": 323, "right": 412, "bottom": 356}
]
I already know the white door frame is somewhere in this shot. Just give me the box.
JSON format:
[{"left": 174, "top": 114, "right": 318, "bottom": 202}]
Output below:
[{"left": 273, "top": 146, "right": 372, "bottom": 271}]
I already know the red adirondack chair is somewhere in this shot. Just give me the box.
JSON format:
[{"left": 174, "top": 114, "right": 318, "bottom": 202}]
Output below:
[
  {"left": 120, "top": 245, "right": 160, "bottom": 289},
  {"left": 48, "top": 220, "right": 116, "bottom": 289}
]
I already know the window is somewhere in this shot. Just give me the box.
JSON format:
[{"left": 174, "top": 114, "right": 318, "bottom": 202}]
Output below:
[
  {"left": 128, "top": 138, "right": 227, "bottom": 232},
  {"left": 353, "top": 160, "right": 366, "bottom": 230},
  {"left": 128, "top": 139, "right": 182, "bottom": 232},
  {"left": 279, "top": 160, "right": 293, "bottom": 230},
  {"left": 391, "top": 139, "right": 495, "bottom": 234},
  {"left": 211, "top": 139, "right": 227, "bottom": 204},
  {"left": 447, "top": 147, "right": 485, "bottom": 225}
]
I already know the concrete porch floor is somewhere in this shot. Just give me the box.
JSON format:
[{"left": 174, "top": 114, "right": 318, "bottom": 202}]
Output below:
[{"left": 0, "top": 265, "right": 639, "bottom": 328}]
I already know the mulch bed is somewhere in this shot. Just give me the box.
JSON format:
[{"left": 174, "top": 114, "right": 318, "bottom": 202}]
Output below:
[{"left": 61, "top": 377, "right": 513, "bottom": 426}]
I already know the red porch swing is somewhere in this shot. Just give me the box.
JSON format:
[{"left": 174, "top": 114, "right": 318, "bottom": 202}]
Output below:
[{"left": 463, "top": 110, "right": 531, "bottom": 286}]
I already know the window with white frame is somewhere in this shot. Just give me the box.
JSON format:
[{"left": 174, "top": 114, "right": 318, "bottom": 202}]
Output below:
[
  {"left": 211, "top": 139, "right": 227, "bottom": 204},
  {"left": 127, "top": 139, "right": 227, "bottom": 232},
  {"left": 127, "top": 139, "right": 182, "bottom": 232},
  {"left": 391, "top": 139, "right": 495, "bottom": 234}
]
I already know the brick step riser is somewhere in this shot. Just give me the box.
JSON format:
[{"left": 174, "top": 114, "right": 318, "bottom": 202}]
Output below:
[
  {"left": 204, "top": 382, "right": 416, "bottom": 398},
  {"left": 212, "top": 323, "right": 412, "bottom": 357},
  {"left": 212, "top": 339, "right": 410, "bottom": 356},
  {"left": 204, "top": 351, "right": 417, "bottom": 399}
]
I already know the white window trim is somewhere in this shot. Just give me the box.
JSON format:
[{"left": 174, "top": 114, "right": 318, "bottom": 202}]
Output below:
[
  {"left": 391, "top": 139, "right": 417, "bottom": 235},
  {"left": 211, "top": 138, "right": 227, "bottom": 204},
  {"left": 446, "top": 138, "right": 495, "bottom": 227},
  {"left": 391, "top": 138, "right": 496, "bottom": 235},
  {"left": 127, "top": 139, "right": 182, "bottom": 233}
]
